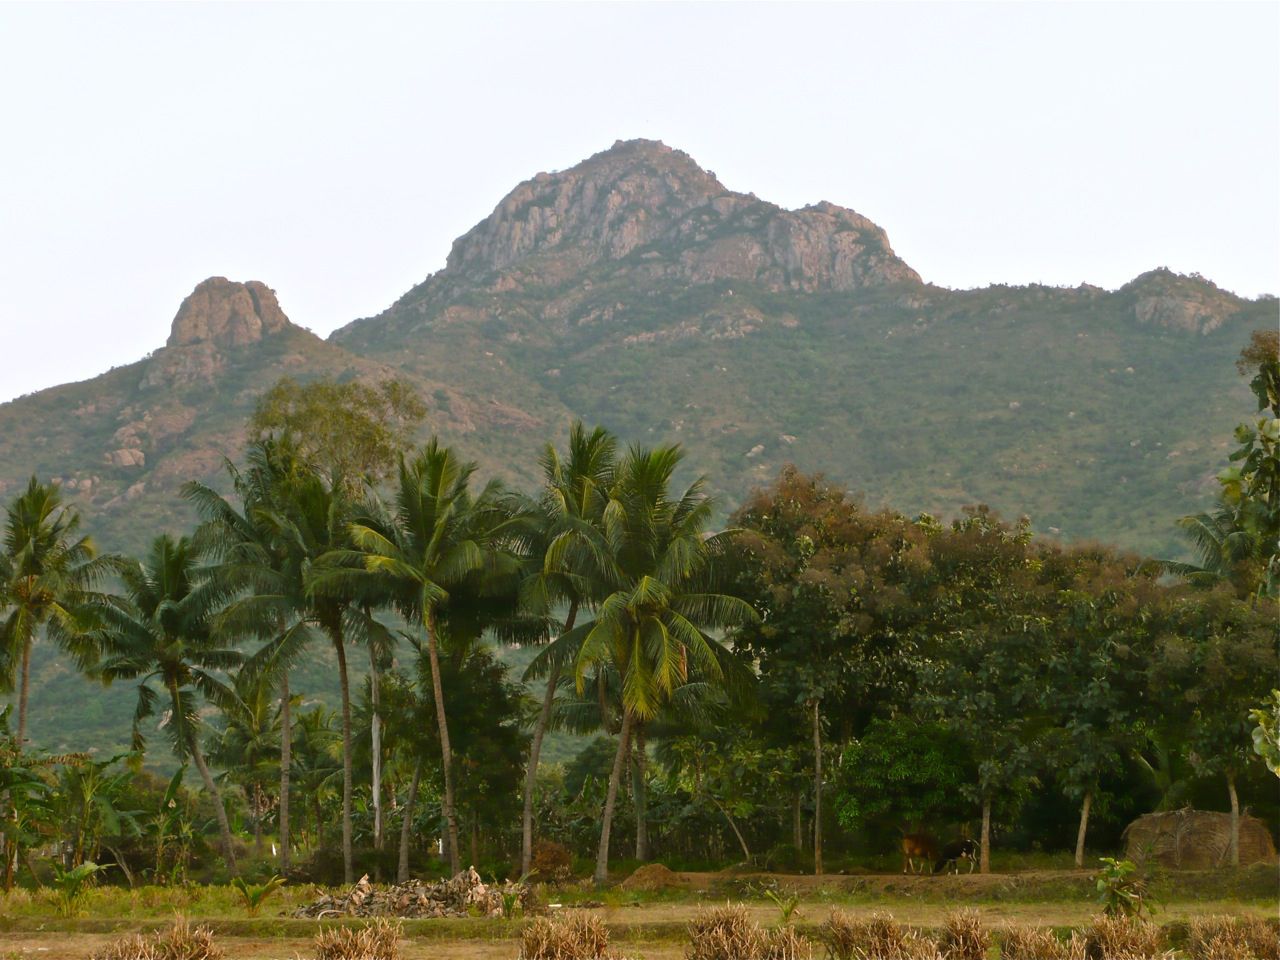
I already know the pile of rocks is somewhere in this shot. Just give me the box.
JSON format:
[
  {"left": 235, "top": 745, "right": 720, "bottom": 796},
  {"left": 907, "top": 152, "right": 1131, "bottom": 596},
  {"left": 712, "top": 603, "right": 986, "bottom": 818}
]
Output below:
[{"left": 294, "top": 868, "right": 528, "bottom": 919}]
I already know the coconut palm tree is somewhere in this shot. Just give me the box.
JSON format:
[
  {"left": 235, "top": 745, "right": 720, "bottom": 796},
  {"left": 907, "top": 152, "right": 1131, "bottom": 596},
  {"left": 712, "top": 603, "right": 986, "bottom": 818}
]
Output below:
[
  {"left": 90, "top": 534, "right": 242, "bottom": 873},
  {"left": 207, "top": 668, "right": 282, "bottom": 858},
  {"left": 1164, "top": 505, "right": 1266, "bottom": 597},
  {"left": 516, "top": 422, "right": 618, "bottom": 875},
  {"left": 321, "top": 439, "right": 521, "bottom": 873},
  {"left": 289, "top": 705, "right": 341, "bottom": 852},
  {"left": 185, "top": 437, "right": 320, "bottom": 874},
  {"left": 557, "top": 444, "right": 757, "bottom": 884},
  {"left": 0, "top": 477, "right": 113, "bottom": 747}
]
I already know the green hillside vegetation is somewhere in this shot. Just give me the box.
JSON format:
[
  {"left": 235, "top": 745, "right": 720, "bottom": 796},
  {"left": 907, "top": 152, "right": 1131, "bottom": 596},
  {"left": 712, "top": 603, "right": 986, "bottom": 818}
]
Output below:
[{"left": 1, "top": 347, "right": 1276, "bottom": 892}]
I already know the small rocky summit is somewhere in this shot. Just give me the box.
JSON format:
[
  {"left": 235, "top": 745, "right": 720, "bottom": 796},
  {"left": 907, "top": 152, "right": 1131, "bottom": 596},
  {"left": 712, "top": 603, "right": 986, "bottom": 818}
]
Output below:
[
  {"left": 167, "top": 277, "right": 290, "bottom": 348},
  {"left": 1121, "top": 268, "right": 1246, "bottom": 335},
  {"left": 142, "top": 277, "right": 292, "bottom": 390}
]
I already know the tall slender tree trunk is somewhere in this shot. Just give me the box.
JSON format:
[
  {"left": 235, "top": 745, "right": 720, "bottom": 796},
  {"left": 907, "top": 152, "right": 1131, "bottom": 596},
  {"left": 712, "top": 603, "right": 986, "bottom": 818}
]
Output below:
[
  {"left": 980, "top": 797, "right": 992, "bottom": 874},
  {"left": 633, "top": 723, "right": 649, "bottom": 861},
  {"left": 187, "top": 725, "right": 238, "bottom": 875},
  {"left": 1227, "top": 772, "right": 1240, "bottom": 867},
  {"left": 1074, "top": 791, "right": 1092, "bottom": 868},
  {"left": 16, "top": 635, "right": 32, "bottom": 747},
  {"left": 522, "top": 602, "right": 577, "bottom": 875},
  {"left": 333, "top": 633, "right": 354, "bottom": 884},
  {"left": 279, "top": 671, "right": 291, "bottom": 873},
  {"left": 793, "top": 790, "right": 803, "bottom": 850},
  {"left": 369, "top": 641, "right": 383, "bottom": 872},
  {"left": 593, "top": 708, "right": 634, "bottom": 886},
  {"left": 811, "top": 699, "right": 823, "bottom": 876},
  {"left": 252, "top": 798, "right": 264, "bottom": 858},
  {"left": 425, "top": 609, "right": 461, "bottom": 874},
  {"left": 398, "top": 758, "right": 423, "bottom": 882},
  {"left": 710, "top": 795, "right": 751, "bottom": 862}
]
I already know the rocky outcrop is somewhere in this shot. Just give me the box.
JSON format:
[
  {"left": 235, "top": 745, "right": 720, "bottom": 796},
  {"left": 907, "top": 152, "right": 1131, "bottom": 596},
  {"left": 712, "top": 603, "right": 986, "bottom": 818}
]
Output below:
[
  {"left": 167, "top": 277, "right": 290, "bottom": 347},
  {"left": 445, "top": 140, "right": 726, "bottom": 276},
  {"left": 1122, "top": 268, "right": 1244, "bottom": 335},
  {"left": 141, "top": 278, "right": 292, "bottom": 389},
  {"left": 654, "top": 196, "right": 920, "bottom": 292}
]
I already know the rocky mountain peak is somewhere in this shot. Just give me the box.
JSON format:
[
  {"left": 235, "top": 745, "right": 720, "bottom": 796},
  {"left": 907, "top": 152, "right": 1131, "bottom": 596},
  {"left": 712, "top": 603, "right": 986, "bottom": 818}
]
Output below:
[
  {"left": 421, "top": 139, "right": 920, "bottom": 302},
  {"left": 167, "top": 277, "right": 290, "bottom": 348},
  {"left": 443, "top": 139, "right": 727, "bottom": 278}
]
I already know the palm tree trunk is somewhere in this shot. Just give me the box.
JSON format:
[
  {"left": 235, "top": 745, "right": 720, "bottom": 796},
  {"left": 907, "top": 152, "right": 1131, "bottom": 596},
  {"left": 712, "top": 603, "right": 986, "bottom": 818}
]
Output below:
[
  {"left": 425, "top": 608, "right": 461, "bottom": 874},
  {"left": 279, "top": 670, "right": 291, "bottom": 873},
  {"left": 16, "top": 635, "right": 32, "bottom": 747},
  {"left": 188, "top": 727, "right": 238, "bottom": 875},
  {"left": 521, "top": 662, "right": 559, "bottom": 876},
  {"left": 1227, "top": 772, "right": 1240, "bottom": 867},
  {"left": 369, "top": 641, "right": 383, "bottom": 868},
  {"left": 811, "top": 698, "right": 823, "bottom": 876},
  {"left": 253, "top": 796, "right": 264, "bottom": 857},
  {"left": 1074, "top": 790, "right": 1092, "bottom": 868},
  {"left": 522, "top": 603, "right": 577, "bottom": 876},
  {"left": 593, "top": 708, "right": 633, "bottom": 886},
  {"left": 632, "top": 723, "right": 648, "bottom": 861},
  {"left": 980, "top": 797, "right": 992, "bottom": 874},
  {"left": 398, "top": 757, "right": 423, "bottom": 882},
  {"left": 333, "top": 632, "right": 354, "bottom": 884}
]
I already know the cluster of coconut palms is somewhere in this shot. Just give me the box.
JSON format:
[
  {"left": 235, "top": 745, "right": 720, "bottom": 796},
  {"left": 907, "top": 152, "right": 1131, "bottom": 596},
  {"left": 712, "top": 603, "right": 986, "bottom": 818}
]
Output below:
[{"left": 1, "top": 423, "right": 754, "bottom": 885}]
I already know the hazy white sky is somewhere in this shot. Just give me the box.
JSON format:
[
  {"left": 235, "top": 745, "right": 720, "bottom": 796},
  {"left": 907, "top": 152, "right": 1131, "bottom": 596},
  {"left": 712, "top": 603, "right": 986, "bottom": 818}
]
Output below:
[{"left": 1, "top": 2, "right": 1276, "bottom": 404}]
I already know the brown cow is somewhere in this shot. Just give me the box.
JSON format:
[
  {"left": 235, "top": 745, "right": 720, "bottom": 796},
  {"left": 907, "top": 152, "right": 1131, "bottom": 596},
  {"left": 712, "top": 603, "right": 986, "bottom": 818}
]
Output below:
[{"left": 901, "top": 832, "right": 939, "bottom": 874}]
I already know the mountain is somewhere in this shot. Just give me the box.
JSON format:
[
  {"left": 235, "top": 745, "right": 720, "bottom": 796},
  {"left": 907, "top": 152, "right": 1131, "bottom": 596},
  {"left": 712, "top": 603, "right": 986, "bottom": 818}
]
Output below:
[
  {"left": 1, "top": 139, "right": 1275, "bottom": 754},
  {"left": 2, "top": 139, "right": 1272, "bottom": 562}
]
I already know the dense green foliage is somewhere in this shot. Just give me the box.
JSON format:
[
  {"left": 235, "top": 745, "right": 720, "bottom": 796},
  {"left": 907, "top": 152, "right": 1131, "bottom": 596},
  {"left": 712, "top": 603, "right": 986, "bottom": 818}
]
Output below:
[{"left": 2, "top": 338, "right": 1278, "bottom": 889}]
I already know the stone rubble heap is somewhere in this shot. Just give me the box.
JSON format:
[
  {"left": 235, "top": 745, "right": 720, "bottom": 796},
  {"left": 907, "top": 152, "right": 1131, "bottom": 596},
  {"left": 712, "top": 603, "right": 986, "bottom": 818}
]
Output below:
[{"left": 294, "top": 867, "right": 529, "bottom": 919}]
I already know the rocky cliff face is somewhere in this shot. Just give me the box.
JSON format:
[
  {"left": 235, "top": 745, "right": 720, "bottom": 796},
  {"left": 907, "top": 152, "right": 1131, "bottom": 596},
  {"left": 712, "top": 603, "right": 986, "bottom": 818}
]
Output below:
[
  {"left": 167, "top": 277, "right": 290, "bottom": 347},
  {"left": 382, "top": 139, "right": 920, "bottom": 321}
]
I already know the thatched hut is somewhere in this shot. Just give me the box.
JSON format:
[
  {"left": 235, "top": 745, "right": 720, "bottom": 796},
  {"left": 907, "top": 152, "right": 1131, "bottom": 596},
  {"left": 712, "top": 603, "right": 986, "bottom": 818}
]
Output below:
[{"left": 1123, "top": 808, "right": 1277, "bottom": 868}]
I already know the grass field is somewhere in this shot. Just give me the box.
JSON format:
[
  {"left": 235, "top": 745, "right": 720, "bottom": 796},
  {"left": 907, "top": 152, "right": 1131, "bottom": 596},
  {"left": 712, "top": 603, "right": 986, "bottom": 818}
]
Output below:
[{"left": 1, "top": 866, "right": 1275, "bottom": 960}]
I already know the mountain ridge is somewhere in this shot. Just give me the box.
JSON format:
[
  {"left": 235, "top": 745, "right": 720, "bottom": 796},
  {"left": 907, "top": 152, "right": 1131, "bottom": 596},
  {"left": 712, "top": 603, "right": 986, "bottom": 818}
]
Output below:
[{"left": 0, "top": 139, "right": 1272, "bottom": 563}]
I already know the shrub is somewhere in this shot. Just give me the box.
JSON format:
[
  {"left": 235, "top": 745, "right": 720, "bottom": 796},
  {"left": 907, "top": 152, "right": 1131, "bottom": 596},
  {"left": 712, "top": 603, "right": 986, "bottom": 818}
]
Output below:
[
  {"left": 1000, "top": 926, "right": 1086, "bottom": 960},
  {"left": 939, "top": 911, "right": 987, "bottom": 960},
  {"left": 1085, "top": 915, "right": 1166, "bottom": 959},
  {"left": 1094, "top": 858, "right": 1154, "bottom": 920},
  {"left": 530, "top": 840, "right": 575, "bottom": 884},
  {"left": 519, "top": 912, "right": 615, "bottom": 960},
  {"left": 51, "top": 861, "right": 108, "bottom": 918},
  {"left": 313, "top": 919, "right": 401, "bottom": 960},
  {"left": 89, "top": 917, "right": 222, "bottom": 960},
  {"left": 820, "top": 910, "right": 940, "bottom": 960},
  {"left": 1187, "top": 915, "right": 1280, "bottom": 960}
]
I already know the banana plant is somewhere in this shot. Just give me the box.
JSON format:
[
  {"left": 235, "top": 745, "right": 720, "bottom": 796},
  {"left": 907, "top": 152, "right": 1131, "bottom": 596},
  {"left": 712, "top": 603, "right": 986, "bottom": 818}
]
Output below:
[{"left": 50, "top": 860, "right": 107, "bottom": 917}]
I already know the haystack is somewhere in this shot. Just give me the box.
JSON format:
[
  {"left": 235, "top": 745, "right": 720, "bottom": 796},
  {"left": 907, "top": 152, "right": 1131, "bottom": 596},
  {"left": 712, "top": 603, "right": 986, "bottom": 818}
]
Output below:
[
  {"left": 1122, "top": 808, "right": 1277, "bottom": 868},
  {"left": 620, "top": 863, "right": 682, "bottom": 891}
]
